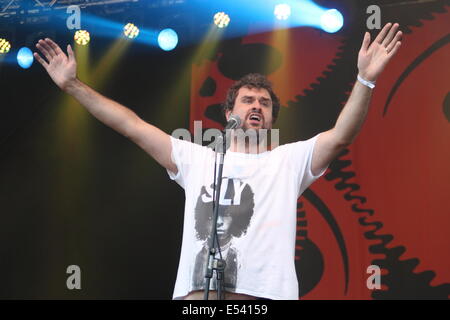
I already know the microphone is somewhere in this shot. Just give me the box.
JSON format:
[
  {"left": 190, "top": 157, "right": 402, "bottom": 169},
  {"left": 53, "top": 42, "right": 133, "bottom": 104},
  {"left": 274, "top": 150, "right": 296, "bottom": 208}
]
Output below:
[
  {"left": 207, "top": 114, "right": 241, "bottom": 151},
  {"left": 224, "top": 114, "right": 241, "bottom": 130}
]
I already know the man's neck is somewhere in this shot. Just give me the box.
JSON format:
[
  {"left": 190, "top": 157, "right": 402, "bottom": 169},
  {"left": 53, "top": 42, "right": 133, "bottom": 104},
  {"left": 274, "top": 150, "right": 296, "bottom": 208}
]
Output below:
[
  {"left": 227, "top": 131, "right": 269, "bottom": 154},
  {"left": 229, "top": 140, "right": 260, "bottom": 154}
]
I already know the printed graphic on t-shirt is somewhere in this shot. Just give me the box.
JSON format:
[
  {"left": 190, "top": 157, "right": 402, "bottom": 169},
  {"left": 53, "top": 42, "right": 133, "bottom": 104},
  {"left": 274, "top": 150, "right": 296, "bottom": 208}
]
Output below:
[{"left": 192, "top": 177, "right": 254, "bottom": 291}]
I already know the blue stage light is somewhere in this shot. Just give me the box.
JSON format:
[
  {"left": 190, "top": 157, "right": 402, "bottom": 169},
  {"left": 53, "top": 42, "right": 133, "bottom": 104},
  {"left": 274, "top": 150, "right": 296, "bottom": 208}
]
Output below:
[
  {"left": 157, "top": 28, "right": 178, "bottom": 51},
  {"left": 17, "top": 47, "right": 34, "bottom": 69},
  {"left": 320, "top": 9, "right": 344, "bottom": 33}
]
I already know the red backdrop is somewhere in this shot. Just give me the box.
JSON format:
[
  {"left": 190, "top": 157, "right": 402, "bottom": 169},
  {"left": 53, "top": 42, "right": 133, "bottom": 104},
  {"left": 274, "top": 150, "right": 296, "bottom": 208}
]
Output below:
[{"left": 189, "top": 9, "right": 450, "bottom": 299}]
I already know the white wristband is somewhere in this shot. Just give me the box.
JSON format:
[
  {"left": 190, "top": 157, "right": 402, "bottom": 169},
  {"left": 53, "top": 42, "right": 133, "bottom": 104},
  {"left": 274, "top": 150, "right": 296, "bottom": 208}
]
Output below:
[{"left": 357, "top": 74, "right": 376, "bottom": 89}]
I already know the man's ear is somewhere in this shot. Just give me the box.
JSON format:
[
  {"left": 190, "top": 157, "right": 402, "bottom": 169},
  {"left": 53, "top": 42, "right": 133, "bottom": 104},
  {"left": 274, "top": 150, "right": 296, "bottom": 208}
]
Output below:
[{"left": 225, "top": 109, "right": 231, "bottom": 121}]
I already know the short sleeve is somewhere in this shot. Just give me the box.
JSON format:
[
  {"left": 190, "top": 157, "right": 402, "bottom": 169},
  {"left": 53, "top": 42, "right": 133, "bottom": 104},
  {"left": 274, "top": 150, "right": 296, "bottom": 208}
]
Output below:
[
  {"left": 166, "top": 136, "right": 211, "bottom": 189},
  {"left": 287, "top": 133, "right": 328, "bottom": 197}
]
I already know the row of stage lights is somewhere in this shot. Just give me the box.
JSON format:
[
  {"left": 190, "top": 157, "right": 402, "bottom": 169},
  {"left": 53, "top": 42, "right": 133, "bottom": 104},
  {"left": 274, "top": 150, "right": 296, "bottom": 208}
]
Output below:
[
  {"left": 0, "top": 4, "right": 344, "bottom": 69},
  {"left": 0, "top": 25, "right": 180, "bottom": 69},
  {"left": 0, "top": 24, "right": 181, "bottom": 52}
]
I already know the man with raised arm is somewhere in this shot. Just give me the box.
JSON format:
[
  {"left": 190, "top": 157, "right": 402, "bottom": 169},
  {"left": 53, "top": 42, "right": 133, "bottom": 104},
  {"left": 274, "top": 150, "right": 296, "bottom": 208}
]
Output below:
[{"left": 34, "top": 23, "right": 402, "bottom": 300}]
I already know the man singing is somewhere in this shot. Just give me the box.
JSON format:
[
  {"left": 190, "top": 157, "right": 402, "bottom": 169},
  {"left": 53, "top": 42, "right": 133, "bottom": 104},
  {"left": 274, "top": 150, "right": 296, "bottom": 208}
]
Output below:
[{"left": 34, "top": 23, "right": 402, "bottom": 300}]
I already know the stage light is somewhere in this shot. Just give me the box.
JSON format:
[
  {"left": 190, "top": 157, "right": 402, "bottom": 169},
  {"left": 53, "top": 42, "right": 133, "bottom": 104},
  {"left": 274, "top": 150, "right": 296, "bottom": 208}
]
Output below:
[
  {"left": 157, "top": 28, "right": 178, "bottom": 51},
  {"left": 17, "top": 47, "right": 34, "bottom": 69},
  {"left": 320, "top": 9, "right": 344, "bottom": 33},
  {"left": 0, "top": 38, "right": 11, "bottom": 54},
  {"left": 74, "top": 30, "right": 90, "bottom": 45},
  {"left": 123, "top": 23, "right": 139, "bottom": 39},
  {"left": 274, "top": 4, "right": 291, "bottom": 20},
  {"left": 213, "top": 12, "right": 230, "bottom": 28}
]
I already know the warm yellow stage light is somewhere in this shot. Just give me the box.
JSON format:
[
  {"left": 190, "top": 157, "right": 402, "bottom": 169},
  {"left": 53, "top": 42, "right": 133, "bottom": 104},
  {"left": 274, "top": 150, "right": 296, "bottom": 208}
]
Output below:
[
  {"left": 123, "top": 23, "right": 139, "bottom": 39},
  {"left": 214, "top": 12, "right": 230, "bottom": 28},
  {"left": 74, "top": 30, "right": 90, "bottom": 46},
  {"left": 0, "top": 38, "right": 11, "bottom": 54}
]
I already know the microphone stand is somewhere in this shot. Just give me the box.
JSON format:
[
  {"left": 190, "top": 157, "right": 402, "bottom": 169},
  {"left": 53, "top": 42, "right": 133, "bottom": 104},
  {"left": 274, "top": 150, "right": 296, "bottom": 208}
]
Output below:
[{"left": 203, "top": 132, "right": 227, "bottom": 300}]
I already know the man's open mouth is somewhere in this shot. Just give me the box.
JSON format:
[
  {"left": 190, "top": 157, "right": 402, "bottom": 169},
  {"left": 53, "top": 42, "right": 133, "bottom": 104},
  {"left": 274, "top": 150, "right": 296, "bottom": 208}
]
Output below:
[{"left": 247, "top": 113, "right": 262, "bottom": 123}]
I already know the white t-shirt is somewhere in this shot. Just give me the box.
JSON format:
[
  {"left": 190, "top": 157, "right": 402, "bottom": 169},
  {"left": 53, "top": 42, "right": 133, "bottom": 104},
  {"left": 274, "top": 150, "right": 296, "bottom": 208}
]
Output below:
[{"left": 166, "top": 133, "right": 327, "bottom": 300}]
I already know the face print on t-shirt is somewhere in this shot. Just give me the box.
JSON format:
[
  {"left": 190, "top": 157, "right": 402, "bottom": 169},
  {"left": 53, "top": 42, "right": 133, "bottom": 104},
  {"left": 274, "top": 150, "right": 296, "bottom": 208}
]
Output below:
[
  {"left": 194, "top": 177, "right": 255, "bottom": 246},
  {"left": 192, "top": 177, "right": 255, "bottom": 291}
]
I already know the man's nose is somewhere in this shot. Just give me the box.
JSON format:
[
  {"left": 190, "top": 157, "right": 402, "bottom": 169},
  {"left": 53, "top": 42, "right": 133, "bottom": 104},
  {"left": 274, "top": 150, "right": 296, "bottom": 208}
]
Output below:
[{"left": 251, "top": 105, "right": 262, "bottom": 112}]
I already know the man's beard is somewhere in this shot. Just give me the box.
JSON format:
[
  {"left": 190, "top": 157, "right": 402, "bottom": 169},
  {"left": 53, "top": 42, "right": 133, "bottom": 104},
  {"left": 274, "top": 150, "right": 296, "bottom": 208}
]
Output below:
[{"left": 241, "top": 120, "right": 265, "bottom": 131}]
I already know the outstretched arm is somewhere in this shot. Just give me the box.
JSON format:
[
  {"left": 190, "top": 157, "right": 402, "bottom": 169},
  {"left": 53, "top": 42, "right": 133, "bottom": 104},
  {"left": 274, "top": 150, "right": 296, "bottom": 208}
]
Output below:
[
  {"left": 311, "top": 23, "right": 402, "bottom": 176},
  {"left": 34, "top": 38, "right": 177, "bottom": 173}
]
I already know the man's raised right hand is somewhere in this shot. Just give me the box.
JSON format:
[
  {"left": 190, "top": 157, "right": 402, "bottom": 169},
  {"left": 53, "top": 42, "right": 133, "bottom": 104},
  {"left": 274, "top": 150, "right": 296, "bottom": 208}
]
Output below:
[{"left": 34, "top": 38, "right": 77, "bottom": 91}]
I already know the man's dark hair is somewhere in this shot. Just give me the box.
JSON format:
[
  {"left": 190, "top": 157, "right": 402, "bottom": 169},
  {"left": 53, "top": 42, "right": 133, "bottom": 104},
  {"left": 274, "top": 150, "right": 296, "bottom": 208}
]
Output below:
[{"left": 223, "top": 73, "right": 281, "bottom": 124}]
